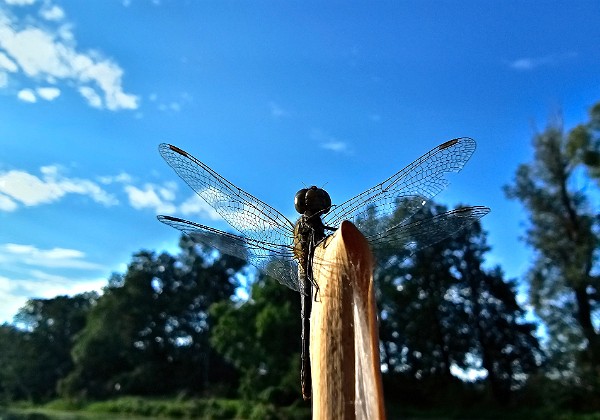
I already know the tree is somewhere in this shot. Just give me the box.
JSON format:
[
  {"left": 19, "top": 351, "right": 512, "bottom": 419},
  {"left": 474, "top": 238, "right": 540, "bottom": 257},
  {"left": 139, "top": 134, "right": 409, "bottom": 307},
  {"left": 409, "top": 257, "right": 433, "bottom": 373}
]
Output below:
[
  {"left": 374, "top": 202, "right": 541, "bottom": 404},
  {"left": 0, "top": 324, "right": 34, "bottom": 401},
  {"left": 210, "top": 273, "right": 303, "bottom": 403},
  {"left": 61, "top": 236, "right": 244, "bottom": 398},
  {"left": 567, "top": 102, "right": 600, "bottom": 181},
  {"left": 505, "top": 110, "right": 600, "bottom": 382},
  {"left": 0, "top": 293, "right": 97, "bottom": 401},
  {"left": 450, "top": 216, "right": 542, "bottom": 403}
]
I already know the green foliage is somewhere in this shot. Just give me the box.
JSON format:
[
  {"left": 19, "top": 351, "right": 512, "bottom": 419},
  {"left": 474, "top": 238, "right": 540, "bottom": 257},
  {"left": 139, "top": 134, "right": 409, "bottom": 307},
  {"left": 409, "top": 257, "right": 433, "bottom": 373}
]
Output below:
[
  {"left": 83, "top": 396, "right": 308, "bottom": 419},
  {"left": 0, "top": 293, "right": 97, "bottom": 402},
  {"left": 374, "top": 202, "right": 541, "bottom": 404},
  {"left": 210, "top": 275, "right": 303, "bottom": 404},
  {"left": 41, "top": 398, "right": 85, "bottom": 411},
  {"left": 59, "top": 236, "right": 244, "bottom": 399},
  {"left": 567, "top": 102, "right": 600, "bottom": 181}
]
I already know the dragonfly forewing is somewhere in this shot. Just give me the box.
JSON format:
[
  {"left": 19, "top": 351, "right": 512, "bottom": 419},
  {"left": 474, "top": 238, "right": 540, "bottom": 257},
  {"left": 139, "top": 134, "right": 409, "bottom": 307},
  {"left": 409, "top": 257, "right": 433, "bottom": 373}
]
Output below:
[
  {"left": 159, "top": 144, "right": 295, "bottom": 245},
  {"left": 324, "top": 137, "right": 477, "bottom": 234}
]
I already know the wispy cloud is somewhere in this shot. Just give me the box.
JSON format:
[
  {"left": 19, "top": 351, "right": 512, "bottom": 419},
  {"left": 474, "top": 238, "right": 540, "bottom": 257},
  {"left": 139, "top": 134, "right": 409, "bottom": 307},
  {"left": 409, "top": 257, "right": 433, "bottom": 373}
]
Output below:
[
  {"left": 0, "top": 242, "right": 105, "bottom": 322},
  {"left": 124, "top": 183, "right": 178, "bottom": 214},
  {"left": 0, "top": 1, "right": 139, "bottom": 110},
  {"left": 0, "top": 165, "right": 117, "bottom": 211},
  {"left": 148, "top": 92, "right": 193, "bottom": 114},
  {"left": 17, "top": 88, "right": 36, "bottom": 102},
  {"left": 98, "top": 172, "right": 133, "bottom": 185},
  {"left": 0, "top": 162, "right": 222, "bottom": 219},
  {"left": 0, "top": 51, "right": 17, "bottom": 72},
  {"left": 121, "top": 0, "right": 162, "bottom": 7},
  {"left": 0, "top": 272, "right": 106, "bottom": 323},
  {"left": 369, "top": 113, "right": 382, "bottom": 122},
  {"left": 178, "top": 194, "right": 221, "bottom": 219},
  {"left": 311, "top": 128, "right": 351, "bottom": 154},
  {"left": 37, "top": 86, "right": 60, "bottom": 100},
  {"left": 508, "top": 52, "right": 577, "bottom": 71},
  {"left": 122, "top": 181, "right": 220, "bottom": 220},
  {"left": 4, "top": 0, "right": 36, "bottom": 5},
  {"left": 39, "top": 4, "right": 65, "bottom": 21},
  {"left": 269, "top": 101, "right": 289, "bottom": 118},
  {"left": 17, "top": 86, "right": 61, "bottom": 102},
  {"left": 321, "top": 141, "right": 349, "bottom": 153},
  {"left": 0, "top": 243, "right": 104, "bottom": 270}
]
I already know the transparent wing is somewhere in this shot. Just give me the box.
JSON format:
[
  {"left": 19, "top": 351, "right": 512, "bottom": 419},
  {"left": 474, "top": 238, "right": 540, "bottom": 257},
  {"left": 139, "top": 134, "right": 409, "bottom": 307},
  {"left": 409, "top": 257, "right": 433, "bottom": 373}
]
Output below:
[
  {"left": 324, "top": 138, "right": 477, "bottom": 233},
  {"left": 366, "top": 206, "right": 491, "bottom": 255},
  {"left": 158, "top": 215, "right": 301, "bottom": 292},
  {"left": 159, "top": 143, "right": 295, "bottom": 245}
]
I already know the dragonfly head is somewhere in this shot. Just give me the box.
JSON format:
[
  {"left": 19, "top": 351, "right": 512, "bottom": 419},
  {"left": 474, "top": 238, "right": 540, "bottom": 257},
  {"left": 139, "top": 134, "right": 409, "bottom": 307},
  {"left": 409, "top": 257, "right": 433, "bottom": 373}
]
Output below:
[{"left": 295, "top": 186, "right": 332, "bottom": 216}]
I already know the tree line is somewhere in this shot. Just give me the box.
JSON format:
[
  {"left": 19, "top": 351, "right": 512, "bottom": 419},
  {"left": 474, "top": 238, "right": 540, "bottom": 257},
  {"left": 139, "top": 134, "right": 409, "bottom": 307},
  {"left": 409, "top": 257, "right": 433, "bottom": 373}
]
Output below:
[{"left": 1, "top": 101, "right": 599, "bottom": 412}]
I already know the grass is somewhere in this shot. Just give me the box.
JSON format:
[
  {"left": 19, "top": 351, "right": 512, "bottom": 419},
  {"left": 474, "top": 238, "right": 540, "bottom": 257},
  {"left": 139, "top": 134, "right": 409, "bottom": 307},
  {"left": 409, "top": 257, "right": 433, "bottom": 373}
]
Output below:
[
  {"left": 4, "top": 397, "right": 600, "bottom": 419},
  {"left": 2, "top": 397, "right": 311, "bottom": 420}
]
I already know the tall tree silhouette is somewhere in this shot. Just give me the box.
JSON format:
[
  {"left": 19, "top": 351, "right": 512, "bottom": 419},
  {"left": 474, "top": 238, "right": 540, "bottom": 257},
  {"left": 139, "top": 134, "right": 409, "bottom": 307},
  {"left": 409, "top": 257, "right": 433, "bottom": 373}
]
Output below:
[
  {"left": 0, "top": 293, "right": 97, "bottom": 401},
  {"left": 375, "top": 202, "right": 541, "bottom": 404},
  {"left": 61, "top": 237, "right": 243, "bottom": 398},
  {"left": 505, "top": 111, "right": 600, "bottom": 382}
]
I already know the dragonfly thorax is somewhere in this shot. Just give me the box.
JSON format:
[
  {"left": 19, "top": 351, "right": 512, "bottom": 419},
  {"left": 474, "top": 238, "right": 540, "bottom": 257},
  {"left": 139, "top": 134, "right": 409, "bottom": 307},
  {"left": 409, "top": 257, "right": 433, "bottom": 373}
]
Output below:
[{"left": 295, "top": 186, "right": 332, "bottom": 217}]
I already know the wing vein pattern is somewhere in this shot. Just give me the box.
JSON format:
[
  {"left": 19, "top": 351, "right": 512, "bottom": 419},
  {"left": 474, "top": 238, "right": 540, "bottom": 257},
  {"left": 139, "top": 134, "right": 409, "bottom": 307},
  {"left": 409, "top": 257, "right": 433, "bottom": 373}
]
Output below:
[
  {"left": 324, "top": 137, "right": 477, "bottom": 233},
  {"left": 159, "top": 143, "right": 294, "bottom": 245}
]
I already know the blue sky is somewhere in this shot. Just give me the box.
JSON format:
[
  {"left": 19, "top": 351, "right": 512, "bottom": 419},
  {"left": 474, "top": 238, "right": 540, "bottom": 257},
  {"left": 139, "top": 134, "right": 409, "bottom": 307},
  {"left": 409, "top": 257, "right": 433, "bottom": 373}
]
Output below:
[{"left": 0, "top": 0, "right": 599, "bottom": 323}]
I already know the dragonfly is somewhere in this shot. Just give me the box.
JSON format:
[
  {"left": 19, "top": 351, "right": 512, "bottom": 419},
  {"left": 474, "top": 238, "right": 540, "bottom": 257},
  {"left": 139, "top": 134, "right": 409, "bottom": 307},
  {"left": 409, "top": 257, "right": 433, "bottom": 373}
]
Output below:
[{"left": 157, "top": 137, "right": 490, "bottom": 400}]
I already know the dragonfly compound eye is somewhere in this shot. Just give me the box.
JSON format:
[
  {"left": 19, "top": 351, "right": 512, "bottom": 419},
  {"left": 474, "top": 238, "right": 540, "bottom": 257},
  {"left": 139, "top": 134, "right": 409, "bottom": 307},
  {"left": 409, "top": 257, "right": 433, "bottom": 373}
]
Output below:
[
  {"left": 304, "top": 186, "right": 331, "bottom": 215},
  {"left": 295, "top": 188, "right": 309, "bottom": 214}
]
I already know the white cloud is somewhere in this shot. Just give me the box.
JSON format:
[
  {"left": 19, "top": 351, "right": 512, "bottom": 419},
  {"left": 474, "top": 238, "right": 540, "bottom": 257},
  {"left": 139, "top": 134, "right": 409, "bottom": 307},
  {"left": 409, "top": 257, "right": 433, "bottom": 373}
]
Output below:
[
  {"left": 0, "top": 51, "right": 17, "bottom": 72},
  {"left": 124, "top": 183, "right": 177, "bottom": 214},
  {"left": 40, "top": 5, "right": 64, "bottom": 21},
  {"left": 510, "top": 58, "right": 544, "bottom": 71},
  {"left": 179, "top": 194, "right": 220, "bottom": 219},
  {"left": 0, "top": 243, "right": 104, "bottom": 270},
  {"left": 158, "top": 182, "right": 177, "bottom": 201},
  {"left": 30, "top": 273, "right": 106, "bottom": 299},
  {"left": 0, "top": 2, "right": 139, "bottom": 110},
  {"left": 0, "top": 272, "right": 106, "bottom": 323},
  {"left": 78, "top": 86, "right": 102, "bottom": 108},
  {"left": 0, "top": 165, "right": 117, "bottom": 210},
  {"left": 269, "top": 101, "right": 288, "bottom": 118},
  {"left": 0, "top": 162, "right": 221, "bottom": 219},
  {"left": 0, "top": 193, "right": 17, "bottom": 211},
  {"left": 17, "top": 88, "right": 36, "bottom": 102},
  {"left": 37, "top": 86, "right": 60, "bottom": 100},
  {"left": 4, "top": 0, "right": 36, "bottom": 5},
  {"left": 311, "top": 128, "right": 351, "bottom": 154},
  {"left": 0, "top": 276, "right": 27, "bottom": 324},
  {"left": 509, "top": 52, "right": 577, "bottom": 71},
  {"left": 154, "top": 92, "right": 192, "bottom": 113},
  {"left": 321, "top": 141, "right": 349, "bottom": 153},
  {"left": 121, "top": 181, "right": 222, "bottom": 219},
  {"left": 158, "top": 102, "right": 181, "bottom": 112},
  {"left": 98, "top": 171, "right": 133, "bottom": 185},
  {"left": 1, "top": 26, "right": 69, "bottom": 78}
]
